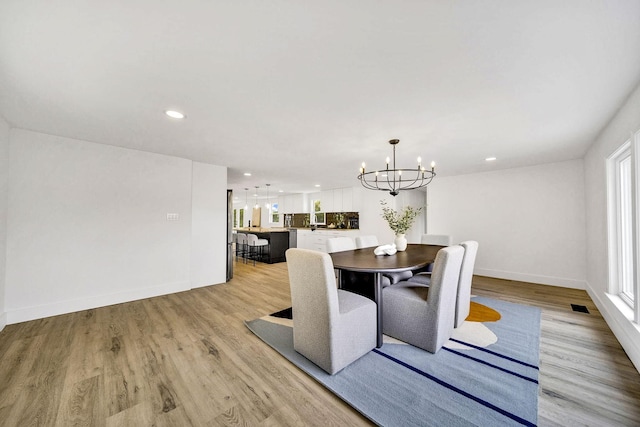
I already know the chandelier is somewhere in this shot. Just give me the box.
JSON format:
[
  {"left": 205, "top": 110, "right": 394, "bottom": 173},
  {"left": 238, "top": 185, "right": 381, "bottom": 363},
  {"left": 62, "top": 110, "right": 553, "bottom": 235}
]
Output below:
[{"left": 358, "top": 139, "right": 436, "bottom": 196}]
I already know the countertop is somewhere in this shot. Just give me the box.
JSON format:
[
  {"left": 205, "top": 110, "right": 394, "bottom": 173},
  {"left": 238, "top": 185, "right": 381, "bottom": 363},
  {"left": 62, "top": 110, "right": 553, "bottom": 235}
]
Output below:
[
  {"left": 234, "top": 227, "right": 359, "bottom": 232},
  {"left": 234, "top": 227, "right": 290, "bottom": 233}
]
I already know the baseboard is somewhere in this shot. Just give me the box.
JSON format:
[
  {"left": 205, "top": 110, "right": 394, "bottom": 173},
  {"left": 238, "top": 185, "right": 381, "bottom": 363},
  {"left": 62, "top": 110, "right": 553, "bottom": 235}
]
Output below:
[
  {"left": 474, "top": 268, "right": 586, "bottom": 289},
  {"left": 191, "top": 280, "right": 224, "bottom": 289},
  {"left": 5, "top": 281, "right": 191, "bottom": 325},
  {"left": 585, "top": 282, "right": 640, "bottom": 373},
  {"left": 0, "top": 311, "right": 6, "bottom": 332}
]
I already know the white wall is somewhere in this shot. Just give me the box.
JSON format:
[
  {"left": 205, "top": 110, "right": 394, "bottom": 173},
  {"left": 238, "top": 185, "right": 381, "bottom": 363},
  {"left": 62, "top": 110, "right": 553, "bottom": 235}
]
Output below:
[
  {"left": 0, "top": 116, "right": 9, "bottom": 331},
  {"left": 584, "top": 81, "right": 640, "bottom": 370},
  {"left": 427, "top": 160, "right": 587, "bottom": 289},
  {"left": 191, "top": 162, "right": 227, "bottom": 288},
  {"left": 5, "top": 129, "right": 226, "bottom": 323}
]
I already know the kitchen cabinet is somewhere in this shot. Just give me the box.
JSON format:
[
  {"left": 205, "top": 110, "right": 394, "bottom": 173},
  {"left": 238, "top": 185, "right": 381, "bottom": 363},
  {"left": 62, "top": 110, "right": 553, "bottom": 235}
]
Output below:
[
  {"left": 348, "top": 186, "right": 363, "bottom": 212},
  {"left": 333, "top": 188, "right": 343, "bottom": 212},
  {"left": 278, "top": 195, "right": 288, "bottom": 214},
  {"left": 293, "top": 193, "right": 308, "bottom": 213},
  {"left": 295, "top": 229, "right": 360, "bottom": 253},
  {"left": 321, "top": 190, "right": 334, "bottom": 213},
  {"left": 280, "top": 193, "right": 309, "bottom": 214},
  {"left": 281, "top": 187, "right": 362, "bottom": 215}
]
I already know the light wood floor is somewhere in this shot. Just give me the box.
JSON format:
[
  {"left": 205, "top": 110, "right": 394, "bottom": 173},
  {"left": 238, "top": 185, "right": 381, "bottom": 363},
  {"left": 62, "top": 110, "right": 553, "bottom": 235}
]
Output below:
[{"left": 1, "top": 260, "right": 640, "bottom": 426}]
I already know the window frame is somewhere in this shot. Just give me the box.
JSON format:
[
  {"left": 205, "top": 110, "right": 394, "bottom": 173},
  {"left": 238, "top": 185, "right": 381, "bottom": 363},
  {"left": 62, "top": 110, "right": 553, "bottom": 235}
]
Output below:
[{"left": 607, "top": 131, "right": 640, "bottom": 323}]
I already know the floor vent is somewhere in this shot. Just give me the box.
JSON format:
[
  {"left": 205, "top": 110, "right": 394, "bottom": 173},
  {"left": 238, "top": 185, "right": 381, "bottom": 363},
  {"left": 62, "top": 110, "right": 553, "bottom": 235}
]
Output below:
[{"left": 571, "top": 304, "right": 590, "bottom": 314}]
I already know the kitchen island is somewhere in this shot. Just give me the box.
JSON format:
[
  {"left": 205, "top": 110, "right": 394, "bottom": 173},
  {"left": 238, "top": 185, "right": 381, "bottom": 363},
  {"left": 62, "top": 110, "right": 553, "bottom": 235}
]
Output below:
[{"left": 235, "top": 227, "right": 292, "bottom": 263}]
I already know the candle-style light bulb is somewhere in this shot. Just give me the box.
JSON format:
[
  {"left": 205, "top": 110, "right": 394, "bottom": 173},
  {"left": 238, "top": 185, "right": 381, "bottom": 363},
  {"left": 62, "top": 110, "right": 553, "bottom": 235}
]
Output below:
[
  {"left": 417, "top": 156, "right": 422, "bottom": 167},
  {"left": 430, "top": 161, "right": 436, "bottom": 171}
]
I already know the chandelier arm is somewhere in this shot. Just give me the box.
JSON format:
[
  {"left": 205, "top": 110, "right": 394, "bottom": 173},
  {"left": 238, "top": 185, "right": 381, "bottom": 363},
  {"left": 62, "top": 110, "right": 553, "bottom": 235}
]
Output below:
[
  {"left": 359, "top": 176, "right": 391, "bottom": 192},
  {"left": 384, "top": 170, "right": 399, "bottom": 194},
  {"left": 396, "top": 169, "right": 428, "bottom": 189},
  {"left": 393, "top": 170, "right": 436, "bottom": 190},
  {"left": 359, "top": 173, "right": 390, "bottom": 192},
  {"left": 397, "top": 174, "right": 423, "bottom": 190}
]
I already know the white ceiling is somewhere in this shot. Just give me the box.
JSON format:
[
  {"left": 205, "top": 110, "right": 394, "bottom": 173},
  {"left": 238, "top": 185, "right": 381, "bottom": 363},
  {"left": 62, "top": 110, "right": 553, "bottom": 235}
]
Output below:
[{"left": 1, "top": 1, "right": 640, "bottom": 199}]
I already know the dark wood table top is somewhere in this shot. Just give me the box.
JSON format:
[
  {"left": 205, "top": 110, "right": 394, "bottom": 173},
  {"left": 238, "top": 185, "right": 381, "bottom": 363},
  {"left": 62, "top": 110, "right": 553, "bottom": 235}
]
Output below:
[{"left": 329, "top": 244, "right": 444, "bottom": 273}]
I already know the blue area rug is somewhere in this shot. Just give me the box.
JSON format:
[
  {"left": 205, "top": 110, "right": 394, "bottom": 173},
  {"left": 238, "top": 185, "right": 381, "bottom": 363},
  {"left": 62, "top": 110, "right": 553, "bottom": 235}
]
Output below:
[{"left": 245, "top": 296, "right": 541, "bottom": 426}]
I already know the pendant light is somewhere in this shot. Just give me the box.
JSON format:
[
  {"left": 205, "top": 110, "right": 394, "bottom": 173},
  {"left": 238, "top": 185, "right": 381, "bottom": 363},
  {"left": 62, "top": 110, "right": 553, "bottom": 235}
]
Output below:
[
  {"left": 254, "top": 186, "right": 260, "bottom": 209},
  {"left": 264, "top": 184, "right": 271, "bottom": 209}
]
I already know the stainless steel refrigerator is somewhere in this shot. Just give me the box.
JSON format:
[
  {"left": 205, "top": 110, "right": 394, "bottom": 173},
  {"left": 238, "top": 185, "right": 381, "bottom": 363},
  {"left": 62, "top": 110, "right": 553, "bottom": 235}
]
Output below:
[{"left": 226, "top": 189, "right": 233, "bottom": 281}]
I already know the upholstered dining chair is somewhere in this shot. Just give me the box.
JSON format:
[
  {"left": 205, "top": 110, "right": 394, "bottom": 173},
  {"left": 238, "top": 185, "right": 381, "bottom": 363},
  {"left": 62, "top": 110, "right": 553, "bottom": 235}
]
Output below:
[
  {"left": 326, "top": 237, "right": 356, "bottom": 253},
  {"left": 286, "top": 248, "right": 377, "bottom": 374},
  {"left": 355, "top": 235, "right": 379, "bottom": 249},
  {"left": 452, "top": 240, "right": 478, "bottom": 327},
  {"left": 421, "top": 234, "right": 453, "bottom": 246},
  {"left": 382, "top": 245, "right": 464, "bottom": 353},
  {"left": 407, "top": 240, "right": 478, "bottom": 328},
  {"left": 407, "top": 241, "right": 479, "bottom": 328},
  {"left": 405, "top": 234, "right": 454, "bottom": 284}
]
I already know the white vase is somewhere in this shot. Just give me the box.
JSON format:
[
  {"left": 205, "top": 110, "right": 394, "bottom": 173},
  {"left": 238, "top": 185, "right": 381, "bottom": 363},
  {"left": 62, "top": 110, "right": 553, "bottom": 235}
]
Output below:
[{"left": 394, "top": 233, "right": 407, "bottom": 251}]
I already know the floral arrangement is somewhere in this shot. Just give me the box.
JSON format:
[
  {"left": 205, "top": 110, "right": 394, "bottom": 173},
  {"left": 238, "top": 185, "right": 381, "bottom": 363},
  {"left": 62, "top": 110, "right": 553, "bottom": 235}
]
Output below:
[{"left": 380, "top": 200, "right": 423, "bottom": 235}]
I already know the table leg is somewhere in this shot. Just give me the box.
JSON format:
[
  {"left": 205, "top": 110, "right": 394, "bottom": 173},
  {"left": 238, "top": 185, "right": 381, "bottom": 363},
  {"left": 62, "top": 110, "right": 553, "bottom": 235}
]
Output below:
[{"left": 374, "top": 272, "right": 383, "bottom": 348}]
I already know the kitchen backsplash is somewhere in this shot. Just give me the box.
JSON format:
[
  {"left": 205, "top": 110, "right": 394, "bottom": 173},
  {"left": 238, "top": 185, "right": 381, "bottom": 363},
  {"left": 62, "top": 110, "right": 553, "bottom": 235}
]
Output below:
[{"left": 284, "top": 212, "right": 359, "bottom": 229}]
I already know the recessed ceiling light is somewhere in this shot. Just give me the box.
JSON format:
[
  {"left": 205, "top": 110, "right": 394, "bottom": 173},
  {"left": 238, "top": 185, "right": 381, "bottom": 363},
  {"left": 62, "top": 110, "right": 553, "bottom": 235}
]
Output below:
[
  {"left": 165, "top": 110, "right": 185, "bottom": 119},
  {"left": 485, "top": 157, "right": 497, "bottom": 161},
  {"left": 315, "top": 184, "right": 321, "bottom": 187},
  {"left": 244, "top": 172, "right": 252, "bottom": 176},
  {"left": 278, "top": 190, "right": 284, "bottom": 193}
]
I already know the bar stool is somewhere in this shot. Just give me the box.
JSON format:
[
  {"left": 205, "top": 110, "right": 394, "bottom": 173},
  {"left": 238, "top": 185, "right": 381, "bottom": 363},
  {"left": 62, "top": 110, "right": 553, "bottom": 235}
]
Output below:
[
  {"left": 236, "top": 233, "right": 248, "bottom": 262},
  {"left": 246, "top": 234, "right": 269, "bottom": 265}
]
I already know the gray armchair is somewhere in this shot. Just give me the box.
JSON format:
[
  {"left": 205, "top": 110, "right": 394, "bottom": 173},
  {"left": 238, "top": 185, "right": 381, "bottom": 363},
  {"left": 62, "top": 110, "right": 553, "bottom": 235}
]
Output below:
[
  {"left": 286, "top": 248, "right": 377, "bottom": 374},
  {"left": 382, "top": 245, "right": 464, "bottom": 353}
]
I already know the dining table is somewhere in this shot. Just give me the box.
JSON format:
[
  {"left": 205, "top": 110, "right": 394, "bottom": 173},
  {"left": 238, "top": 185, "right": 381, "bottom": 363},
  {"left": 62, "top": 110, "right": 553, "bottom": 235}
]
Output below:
[{"left": 329, "top": 243, "right": 444, "bottom": 348}]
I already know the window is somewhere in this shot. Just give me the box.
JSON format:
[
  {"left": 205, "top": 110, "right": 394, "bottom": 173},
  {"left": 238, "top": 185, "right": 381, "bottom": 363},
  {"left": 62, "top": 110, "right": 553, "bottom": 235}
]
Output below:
[
  {"left": 271, "top": 202, "right": 279, "bottom": 223},
  {"left": 607, "top": 132, "right": 640, "bottom": 322},
  {"left": 313, "top": 199, "right": 325, "bottom": 224}
]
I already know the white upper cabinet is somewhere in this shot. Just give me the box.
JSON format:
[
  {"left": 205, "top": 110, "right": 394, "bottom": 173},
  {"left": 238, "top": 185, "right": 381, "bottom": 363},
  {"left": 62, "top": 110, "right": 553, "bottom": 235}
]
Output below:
[
  {"left": 350, "top": 186, "right": 362, "bottom": 212},
  {"left": 278, "top": 195, "right": 288, "bottom": 213},
  {"left": 321, "top": 190, "right": 333, "bottom": 212},
  {"left": 333, "top": 188, "right": 343, "bottom": 212},
  {"left": 293, "top": 193, "right": 308, "bottom": 213},
  {"left": 279, "top": 187, "right": 362, "bottom": 214},
  {"left": 279, "top": 193, "right": 309, "bottom": 213}
]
